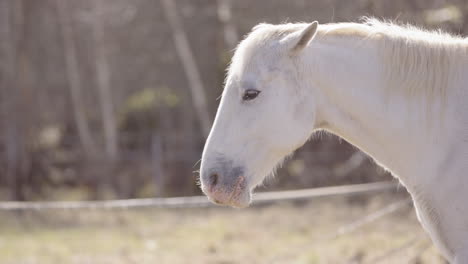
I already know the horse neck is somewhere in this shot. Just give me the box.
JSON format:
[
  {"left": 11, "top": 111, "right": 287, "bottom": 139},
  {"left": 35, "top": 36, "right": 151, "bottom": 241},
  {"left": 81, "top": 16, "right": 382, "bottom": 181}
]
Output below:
[{"left": 304, "top": 34, "right": 450, "bottom": 191}]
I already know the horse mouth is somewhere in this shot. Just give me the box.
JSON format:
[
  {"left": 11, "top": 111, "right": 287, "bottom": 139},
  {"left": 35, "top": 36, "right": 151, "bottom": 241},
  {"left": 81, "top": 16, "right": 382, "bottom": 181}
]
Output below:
[
  {"left": 228, "top": 186, "right": 251, "bottom": 208},
  {"left": 211, "top": 192, "right": 251, "bottom": 208},
  {"left": 204, "top": 176, "right": 251, "bottom": 208},
  {"left": 223, "top": 189, "right": 251, "bottom": 208}
]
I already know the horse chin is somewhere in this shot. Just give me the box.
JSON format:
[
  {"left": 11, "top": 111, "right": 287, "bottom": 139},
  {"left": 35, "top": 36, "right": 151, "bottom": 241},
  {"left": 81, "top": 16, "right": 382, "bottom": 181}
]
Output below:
[
  {"left": 228, "top": 189, "right": 251, "bottom": 208},
  {"left": 209, "top": 186, "right": 251, "bottom": 208}
]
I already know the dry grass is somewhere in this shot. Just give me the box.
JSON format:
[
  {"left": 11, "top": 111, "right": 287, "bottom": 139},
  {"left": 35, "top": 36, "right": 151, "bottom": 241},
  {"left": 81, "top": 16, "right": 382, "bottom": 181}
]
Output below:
[{"left": 0, "top": 193, "right": 447, "bottom": 264}]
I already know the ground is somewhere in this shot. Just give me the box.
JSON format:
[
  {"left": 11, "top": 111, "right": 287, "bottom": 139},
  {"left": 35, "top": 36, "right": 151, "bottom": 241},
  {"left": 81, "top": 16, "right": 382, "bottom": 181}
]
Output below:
[{"left": 0, "top": 192, "right": 447, "bottom": 264}]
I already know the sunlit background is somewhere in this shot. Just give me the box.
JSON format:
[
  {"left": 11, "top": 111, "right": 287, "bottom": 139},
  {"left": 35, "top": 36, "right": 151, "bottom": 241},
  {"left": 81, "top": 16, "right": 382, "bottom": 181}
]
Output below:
[{"left": 0, "top": 0, "right": 464, "bottom": 263}]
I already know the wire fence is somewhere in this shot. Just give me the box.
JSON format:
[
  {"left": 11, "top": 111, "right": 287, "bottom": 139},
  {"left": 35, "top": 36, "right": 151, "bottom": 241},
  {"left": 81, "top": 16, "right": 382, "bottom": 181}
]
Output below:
[
  {"left": 0, "top": 180, "right": 435, "bottom": 262},
  {"left": 0, "top": 181, "right": 398, "bottom": 211}
]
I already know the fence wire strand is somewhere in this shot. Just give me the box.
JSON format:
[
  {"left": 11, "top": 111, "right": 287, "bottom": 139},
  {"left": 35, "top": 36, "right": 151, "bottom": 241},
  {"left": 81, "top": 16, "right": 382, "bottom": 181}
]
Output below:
[
  {"left": 270, "top": 197, "right": 413, "bottom": 263},
  {"left": 0, "top": 181, "right": 398, "bottom": 211}
]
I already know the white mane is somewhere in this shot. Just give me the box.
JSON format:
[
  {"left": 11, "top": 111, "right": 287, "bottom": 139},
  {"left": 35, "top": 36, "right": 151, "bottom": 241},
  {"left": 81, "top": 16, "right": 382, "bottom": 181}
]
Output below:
[
  {"left": 358, "top": 18, "right": 467, "bottom": 101},
  {"left": 243, "top": 18, "right": 468, "bottom": 102}
]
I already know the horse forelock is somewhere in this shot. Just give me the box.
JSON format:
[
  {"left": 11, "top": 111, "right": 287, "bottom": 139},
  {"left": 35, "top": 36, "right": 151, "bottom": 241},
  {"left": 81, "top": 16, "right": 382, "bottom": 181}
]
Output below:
[{"left": 225, "top": 24, "right": 303, "bottom": 85}]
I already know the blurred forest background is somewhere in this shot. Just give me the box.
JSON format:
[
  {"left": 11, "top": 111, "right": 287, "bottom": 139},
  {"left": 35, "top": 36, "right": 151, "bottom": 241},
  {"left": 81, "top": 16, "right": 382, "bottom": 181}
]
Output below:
[
  {"left": 1, "top": 0, "right": 465, "bottom": 263},
  {"left": 0, "top": 0, "right": 467, "bottom": 201}
]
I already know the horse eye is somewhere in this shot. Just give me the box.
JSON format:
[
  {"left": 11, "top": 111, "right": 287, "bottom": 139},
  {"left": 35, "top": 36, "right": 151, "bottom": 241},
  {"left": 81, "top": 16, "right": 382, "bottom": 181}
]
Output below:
[{"left": 242, "top": 89, "right": 261, "bottom": 101}]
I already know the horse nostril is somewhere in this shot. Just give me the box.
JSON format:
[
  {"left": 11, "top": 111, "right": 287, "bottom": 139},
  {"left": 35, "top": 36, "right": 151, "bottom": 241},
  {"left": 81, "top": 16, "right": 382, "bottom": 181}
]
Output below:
[{"left": 209, "top": 173, "right": 218, "bottom": 187}]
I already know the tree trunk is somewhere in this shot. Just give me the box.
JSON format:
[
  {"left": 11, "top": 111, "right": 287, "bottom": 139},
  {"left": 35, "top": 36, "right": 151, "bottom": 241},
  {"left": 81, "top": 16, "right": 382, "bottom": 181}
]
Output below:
[
  {"left": 161, "top": 0, "right": 212, "bottom": 138},
  {"left": 0, "top": 0, "right": 36, "bottom": 200},
  {"left": 217, "top": 0, "right": 238, "bottom": 50},
  {"left": 91, "top": 0, "right": 119, "bottom": 161},
  {"left": 0, "top": 0, "right": 20, "bottom": 199},
  {"left": 56, "top": 0, "right": 97, "bottom": 158}
]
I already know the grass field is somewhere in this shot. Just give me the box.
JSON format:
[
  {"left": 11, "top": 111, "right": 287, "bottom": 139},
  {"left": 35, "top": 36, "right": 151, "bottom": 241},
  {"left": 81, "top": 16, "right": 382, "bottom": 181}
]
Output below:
[{"left": 0, "top": 192, "right": 447, "bottom": 264}]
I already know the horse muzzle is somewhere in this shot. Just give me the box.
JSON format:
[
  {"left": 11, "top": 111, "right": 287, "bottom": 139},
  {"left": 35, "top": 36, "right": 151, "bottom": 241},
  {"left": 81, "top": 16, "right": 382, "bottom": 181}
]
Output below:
[{"left": 200, "top": 165, "right": 251, "bottom": 208}]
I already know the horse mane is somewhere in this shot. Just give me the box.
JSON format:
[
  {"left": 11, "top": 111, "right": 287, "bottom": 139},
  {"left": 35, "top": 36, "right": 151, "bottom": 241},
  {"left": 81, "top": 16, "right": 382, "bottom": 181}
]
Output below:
[
  {"left": 248, "top": 18, "right": 468, "bottom": 102},
  {"left": 353, "top": 18, "right": 467, "bottom": 101}
]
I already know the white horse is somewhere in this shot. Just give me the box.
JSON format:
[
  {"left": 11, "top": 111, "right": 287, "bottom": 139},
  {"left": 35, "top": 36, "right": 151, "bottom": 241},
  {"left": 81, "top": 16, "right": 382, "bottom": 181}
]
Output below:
[{"left": 199, "top": 18, "right": 468, "bottom": 262}]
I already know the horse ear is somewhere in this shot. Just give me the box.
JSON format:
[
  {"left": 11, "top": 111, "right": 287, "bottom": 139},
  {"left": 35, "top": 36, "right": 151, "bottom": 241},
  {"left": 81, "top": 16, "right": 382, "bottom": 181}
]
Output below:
[{"left": 291, "top": 21, "right": 319, "bottom": 53}]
